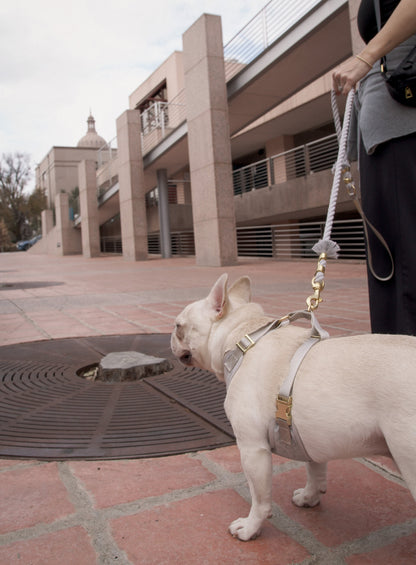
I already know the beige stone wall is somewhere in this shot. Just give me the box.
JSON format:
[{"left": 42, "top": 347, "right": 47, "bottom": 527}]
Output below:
[
  {"left": 36, "top": 146, "right": 99, "bottom": 208},
  {"left": 129, "top": 51, "right": 184, "bottom": 108},
  {"left": 147, "top": 203, "right": 193, "bottom": 233}
]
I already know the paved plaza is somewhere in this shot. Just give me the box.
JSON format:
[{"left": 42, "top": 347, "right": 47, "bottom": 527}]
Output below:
[{"left": 0, "top": 252, "right": 415, "bottom": 564}]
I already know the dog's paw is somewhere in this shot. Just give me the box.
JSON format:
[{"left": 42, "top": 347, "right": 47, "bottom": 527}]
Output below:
[
  {"left": 292, "top": 487, "right": 322, "bottom": 508},
  {"left": 229, "top": 517, "right": 261, "bottom": 541}
]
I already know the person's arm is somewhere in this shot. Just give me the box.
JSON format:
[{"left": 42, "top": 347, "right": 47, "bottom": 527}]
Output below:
[{"left": 333, "top": 0, "right": 416, "bottom": 94}]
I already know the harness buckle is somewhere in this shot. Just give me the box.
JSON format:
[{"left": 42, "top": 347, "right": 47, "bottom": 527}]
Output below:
[
  {"left": 276, "top": 395, "right": 293, "bottom": 426},
  {"left": 236, "top": 334, "right": 255, "bottom": 354}
]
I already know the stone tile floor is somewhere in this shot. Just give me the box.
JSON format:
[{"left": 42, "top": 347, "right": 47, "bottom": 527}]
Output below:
[{"left": 0, "top": 252, "right": 415, "bottom": 564}]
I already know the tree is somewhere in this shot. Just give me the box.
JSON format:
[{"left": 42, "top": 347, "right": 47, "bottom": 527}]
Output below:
[
  {"left": 27, "top": 186, "right": 47, "bottom": 234},
  {"left": 0, "top": 218, "right": 12, "bottom": 252},
  {"left": 0, "top": 152, "right": 32, "bottom": 242}
]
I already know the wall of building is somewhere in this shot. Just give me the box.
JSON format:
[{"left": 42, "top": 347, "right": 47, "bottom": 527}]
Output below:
[
  {"left": 234, "top": 163, "right": 360, "bottom": 226},
  {"left": 36, "top": 146, "right": 99, "bottom": 207},
  {"left": 129, "top": 51, "right": 184, "bottom": 109}
]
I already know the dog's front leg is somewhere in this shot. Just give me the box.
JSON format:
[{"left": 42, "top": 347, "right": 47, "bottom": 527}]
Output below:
[
  {"left": 229, "top": 445, "right": 272, "bottom": 541},
  {"left": 292, "top": 461, "right": 327, "bottom": 507}
]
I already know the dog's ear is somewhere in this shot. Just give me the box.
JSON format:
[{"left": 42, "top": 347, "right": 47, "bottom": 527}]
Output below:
[
  {"left": 228, "top": 276, "right": 251, "bottom": 304},
  {"left": 207, "top": 273, "right": 228, "bottom": 320}
]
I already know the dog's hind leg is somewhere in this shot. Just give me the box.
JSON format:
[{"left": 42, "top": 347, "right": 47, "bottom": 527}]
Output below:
[
  {"left": 385, "top": 434, "right": 416, "bottom": 502},
  {"left": 292, "top": 461, "right": 327, "bottom": 507},
  {"left": 229, "top": 445, "right": 273, "bottom": 541}
]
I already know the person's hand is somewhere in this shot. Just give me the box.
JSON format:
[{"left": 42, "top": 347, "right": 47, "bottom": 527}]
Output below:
[{"left": 332, "top": 56, "right": 374, "bottom": 95}]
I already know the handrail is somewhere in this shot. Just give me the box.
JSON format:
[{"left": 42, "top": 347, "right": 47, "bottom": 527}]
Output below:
[
  {"left": 233, "top": 133, "right": 339, "bottom": 195},
  {"left": 224, "top": 0, "right": 321, "bottom": 81},
  {"left": 97, "top": 136, "right": 118, "bottom": 168},
  {"left": 141, "top": 90, "right": 186, "bottom": 155}
]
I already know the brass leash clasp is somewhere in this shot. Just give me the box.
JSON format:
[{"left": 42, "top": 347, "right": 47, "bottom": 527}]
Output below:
[{"left": 306, "top": 252, "right": 327, "bottom": 312}]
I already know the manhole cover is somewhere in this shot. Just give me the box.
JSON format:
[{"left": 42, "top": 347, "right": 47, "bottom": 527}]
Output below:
[{"left": 0, "top": 335, "right": 234, "bottom": 460}]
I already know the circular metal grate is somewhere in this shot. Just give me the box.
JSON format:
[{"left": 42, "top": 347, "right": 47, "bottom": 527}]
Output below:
[{"left": 0, "top": 335, "right": 234, "bottom": 460}]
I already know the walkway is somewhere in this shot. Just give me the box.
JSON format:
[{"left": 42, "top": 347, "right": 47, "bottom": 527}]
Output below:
[{"left": 0, "top": 253, "right": 415, "bottom": 564}]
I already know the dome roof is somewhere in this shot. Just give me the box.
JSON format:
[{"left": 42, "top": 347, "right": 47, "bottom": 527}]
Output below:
[{"left": 77, "top": 114, "right": 107, "bottom": 148}]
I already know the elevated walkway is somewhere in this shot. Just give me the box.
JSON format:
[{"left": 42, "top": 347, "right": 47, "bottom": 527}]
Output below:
[{"left": 143, "top": 0, "right": 350, "bottom": 175}]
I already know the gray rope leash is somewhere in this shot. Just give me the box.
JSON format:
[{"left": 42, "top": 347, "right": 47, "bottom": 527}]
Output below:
[
  {"left": 312, "top": 88, "right": 356, "bottom": 260},
  {"left": 308, "top": 87, "right": 393, "bottom": 311}
]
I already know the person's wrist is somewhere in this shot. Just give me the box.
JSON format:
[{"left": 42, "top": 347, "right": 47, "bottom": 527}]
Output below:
[{"left": 355, "top": 53, "right": 373, "bottom": 69}]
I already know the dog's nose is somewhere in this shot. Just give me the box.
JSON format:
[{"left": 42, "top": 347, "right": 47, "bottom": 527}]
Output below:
[{"left": 180, "top": 351, "right": 192, "bottom": 366}]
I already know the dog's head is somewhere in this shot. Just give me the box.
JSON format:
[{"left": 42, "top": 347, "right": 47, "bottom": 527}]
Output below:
[{"left": 171, "top": 273, "right": 251, "bottom": 372}]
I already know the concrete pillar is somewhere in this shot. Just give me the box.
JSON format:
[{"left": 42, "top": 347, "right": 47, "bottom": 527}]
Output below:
[
  {"left": 265, "top": 135, "right": 294, "bottom": 184},
  {"left": 157, "top": 169, "right": 172, "bottom": 258},
  {"left": 182, "top": 14, "right": 237, "bottom": 266},
  {"left": 79, "top": 160, "right": 100, "bottom": 257},
  {"left": 116, "top": 109, "right": 148, "bottom": 261},
  {"left": 41, "top": 209, "right": 54, "bottom": 238},
  {"left": 55, "top": 192, "right": 81, "bottom": 255}
]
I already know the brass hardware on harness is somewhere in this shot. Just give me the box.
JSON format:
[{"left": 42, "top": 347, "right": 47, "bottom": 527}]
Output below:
[
  {"left": 306, "top": 252, "right": 327, "bottom": 312},
  {"left": 236, "top": 334, "right": 255, "bottom": 353},
  {"left": 276, "top": 395, "right": 293, "bottom": 426}
]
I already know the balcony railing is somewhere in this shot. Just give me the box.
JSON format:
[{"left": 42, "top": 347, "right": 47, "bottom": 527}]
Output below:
[
  {"left": 233, "top": 133, "right": 339, "bottom": 195},
  {"left": 141, "top": 91, "right": 186, "bottom": 155},
  {"left": 224, "top": 0, "right": 321, "bottom": 81},
  {"left": 140, "top": 0, "right": 321, "bottom": 154},
  {"left": 97, "top": 136, "right": 118, "bottom": 169}
]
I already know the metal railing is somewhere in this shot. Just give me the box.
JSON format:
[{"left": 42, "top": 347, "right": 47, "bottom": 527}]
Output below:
[
  {"left": 148, "top": 231, "right": 195, "bottom": 256},
  {"left": 236, "top": 219, "right": 366, "bottom": 260},
  {"left": 97, "top": 136, "right": 118, "bottom": 169},
  {"left": 100, "top": 219, "right": 366, "bottom": 259},
  {"left": 146, "top": 219, "right": 365, "bottom": 260},
  {"left": 141, "top": 90, "right": 186, "bottom": 155},
  {"left": 224, "top": 0, "right": 321, "bottom": 81},
  {"left": 233, "top": 133, "right": 339, "bottom": 195},
  {"left": 100, "top": 236, "right": 122, "bottom": 254}
]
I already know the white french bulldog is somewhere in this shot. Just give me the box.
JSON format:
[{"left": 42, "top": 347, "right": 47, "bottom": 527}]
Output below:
[{"left": 171, "top": 274, "right": 416, "bottom": 541}]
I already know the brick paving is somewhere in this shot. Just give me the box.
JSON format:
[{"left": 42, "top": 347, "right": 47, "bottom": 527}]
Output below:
[{"left": 0, "top": 252, "right": 415, "bottom": 564}]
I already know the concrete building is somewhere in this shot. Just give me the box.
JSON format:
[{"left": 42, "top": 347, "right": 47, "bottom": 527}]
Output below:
[{"left": 33, "top": 0, "right": 364, "bottom": 266}]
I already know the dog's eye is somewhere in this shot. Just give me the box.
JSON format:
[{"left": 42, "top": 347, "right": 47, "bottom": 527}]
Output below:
[{"left": 175, "top": 323, "right": 184, "bottom": 340}]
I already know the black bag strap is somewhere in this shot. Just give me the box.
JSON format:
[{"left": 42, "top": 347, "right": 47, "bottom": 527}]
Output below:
[{"left": 373, "top": 0, "right": 388, "bottom": 71}]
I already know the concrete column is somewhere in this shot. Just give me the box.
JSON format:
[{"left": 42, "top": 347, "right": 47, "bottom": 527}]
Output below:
[
  {"left": 116, "top": 109, "right": 148, "bottom": 261},
  {"left": 265, "top": 135, "right": 294, "bottom": 184},
  {"left": 55, "top": 192, "right": 81, "bottom": 255},
  {"left": 157, "top": 169, "right": 172, "bottom": 258},
  {"left": 183, "top": 14, "right": 237, "bottom": 266},
  {"left": 79, "top": 160, "right": 100, "bottom": 258},
  {"left": 41, "top": 209, "right": 54, "bottom": 238}
]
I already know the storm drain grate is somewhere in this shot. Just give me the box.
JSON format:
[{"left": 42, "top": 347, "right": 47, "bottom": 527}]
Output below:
[{"left": 0, "top": 335, "right": 235, "bottom": 460}]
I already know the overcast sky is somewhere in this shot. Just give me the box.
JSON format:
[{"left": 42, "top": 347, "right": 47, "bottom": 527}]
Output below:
[{"left": 0, "top": 0, "right": 268, "bottom": 184}]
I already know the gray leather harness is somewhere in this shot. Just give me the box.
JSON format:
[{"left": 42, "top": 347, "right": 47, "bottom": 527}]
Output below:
[{"left": 223, "top": 310, "right": 329, "bottom": 462}]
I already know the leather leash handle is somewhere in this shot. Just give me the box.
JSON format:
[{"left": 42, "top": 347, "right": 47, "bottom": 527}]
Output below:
[{"left": 351, "top": 196, "right": 394, "bottom": 282}]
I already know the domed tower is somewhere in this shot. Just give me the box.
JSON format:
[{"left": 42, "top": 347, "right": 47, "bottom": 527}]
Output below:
[{"left": 77, "top": 113, "right": 107, "bottom": 148}]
